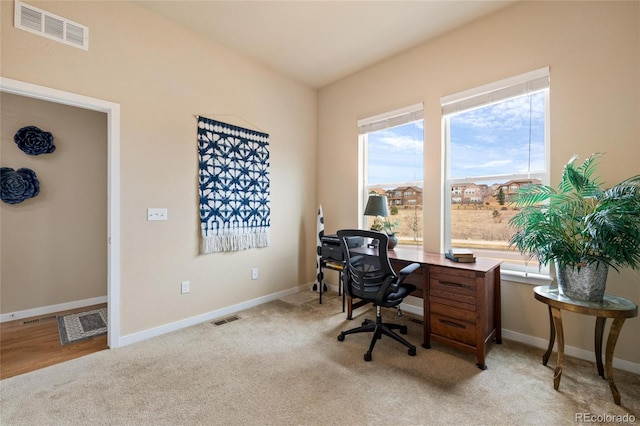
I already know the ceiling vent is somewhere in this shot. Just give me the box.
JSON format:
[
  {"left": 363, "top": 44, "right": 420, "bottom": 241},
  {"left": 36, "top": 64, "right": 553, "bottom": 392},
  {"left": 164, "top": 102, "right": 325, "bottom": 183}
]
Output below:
[{"left": 14, "top": 0, "right": 89, "bottom": 50}]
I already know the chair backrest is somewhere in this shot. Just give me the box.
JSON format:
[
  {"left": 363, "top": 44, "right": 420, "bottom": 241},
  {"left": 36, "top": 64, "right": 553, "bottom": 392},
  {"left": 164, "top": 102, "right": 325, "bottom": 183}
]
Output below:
[{"left": 336, "top": 229, "right": 398, "bottom": 305}]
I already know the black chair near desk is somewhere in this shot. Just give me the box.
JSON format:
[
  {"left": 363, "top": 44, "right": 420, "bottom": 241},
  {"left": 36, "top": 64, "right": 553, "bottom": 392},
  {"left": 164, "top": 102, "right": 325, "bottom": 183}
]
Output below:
[{"left": 336, "top": 229, "right": 420, "bottom": 361}]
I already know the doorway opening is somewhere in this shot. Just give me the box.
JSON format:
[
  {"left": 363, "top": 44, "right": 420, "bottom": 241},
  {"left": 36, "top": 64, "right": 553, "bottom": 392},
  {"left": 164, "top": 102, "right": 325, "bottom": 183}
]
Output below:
[{"left": 0, "top": 78, "right": 120, "bottom": 357}]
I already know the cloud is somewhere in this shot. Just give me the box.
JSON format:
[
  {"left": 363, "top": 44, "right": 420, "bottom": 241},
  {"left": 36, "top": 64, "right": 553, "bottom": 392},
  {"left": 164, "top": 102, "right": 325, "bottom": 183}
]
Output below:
[
  {"left": 376, "top": 134, "right": 423, "bottom": 152},
  {"left": 449, "top": 91, "right": 546, "bottom": 179},
  {"left": 366, "top": 91, "right": 546, "bottom": 186},
  {"left": 458, "top": 159, "right": 512, "bottom": 170},
  {"left": 367, "top": 123, "right": 424, "bottom": 185},
  {"left": 452, "top": 92, "right": 545, "bottom": 132}
]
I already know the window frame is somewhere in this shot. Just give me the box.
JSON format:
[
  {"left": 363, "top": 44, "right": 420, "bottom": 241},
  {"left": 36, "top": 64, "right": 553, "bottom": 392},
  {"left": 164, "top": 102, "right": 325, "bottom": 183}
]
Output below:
[
  {"left": 441, "top": 68, "right": 551, "bottom": 279},
  {"left": 358, "top": 103, "right": 424, "bottom": 242}
]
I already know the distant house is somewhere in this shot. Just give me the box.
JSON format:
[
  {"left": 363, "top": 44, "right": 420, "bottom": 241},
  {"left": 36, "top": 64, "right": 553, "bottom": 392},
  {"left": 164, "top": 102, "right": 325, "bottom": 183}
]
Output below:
[
  {"left": 493, "top": 179, "right": 541, "bottom": 202},
  {"left": 451, "top": 183, "right": 489, "bottom": 204},
  {"left": 387, "top": 186, "right": 423, "bottom": 207},
  {"left": 368, "top": 187, "right": 387, "bottom": 197},
  {"left": 450, "top": 180, "right": 542, "bottom": 204}
]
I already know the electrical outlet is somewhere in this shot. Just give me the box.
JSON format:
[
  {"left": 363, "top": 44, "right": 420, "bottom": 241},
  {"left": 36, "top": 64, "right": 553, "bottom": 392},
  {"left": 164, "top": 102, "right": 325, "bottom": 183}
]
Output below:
[
  {"left": 181, "top": 281, "right": 190, "bottom": 294},
  {"left": 251, "top": 268, "right": 259, "bottom": 280}
]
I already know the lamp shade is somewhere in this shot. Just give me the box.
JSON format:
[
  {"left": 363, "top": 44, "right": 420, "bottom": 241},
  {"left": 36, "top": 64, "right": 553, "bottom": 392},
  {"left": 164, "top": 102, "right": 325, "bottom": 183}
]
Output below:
[{"left": 364, "top": 194, "right": 389, "bottom": 217}]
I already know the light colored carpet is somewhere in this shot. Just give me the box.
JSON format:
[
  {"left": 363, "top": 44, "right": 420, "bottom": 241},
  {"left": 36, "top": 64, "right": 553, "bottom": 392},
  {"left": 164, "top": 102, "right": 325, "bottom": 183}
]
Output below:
[{"left": 1, "top": 290, "right": 638, "bottom": 425}]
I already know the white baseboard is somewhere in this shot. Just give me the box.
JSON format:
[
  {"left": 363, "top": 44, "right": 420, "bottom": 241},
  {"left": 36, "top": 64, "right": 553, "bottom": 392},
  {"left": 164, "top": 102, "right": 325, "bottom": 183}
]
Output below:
[
  {"left": 0, "top": 296, "right": 108, "bottom": 323},
  {"left": 59, "top": 284, "right": 636, "bottom": 376},
  {"left": 118, "top": 285, "right": 304, "bottom": 347},
  {"left": 397, "top": 296, "right": 640, "bottom": 374},
  {"left": 502, "top": 329, "right": 640, "bottom": 375}
]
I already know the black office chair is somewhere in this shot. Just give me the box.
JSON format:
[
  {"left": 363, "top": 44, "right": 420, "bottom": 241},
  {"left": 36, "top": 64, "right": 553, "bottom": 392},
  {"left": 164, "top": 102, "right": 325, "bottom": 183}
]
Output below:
[{"left": 336, "top": 229, "right": 420, "bottom": 361}]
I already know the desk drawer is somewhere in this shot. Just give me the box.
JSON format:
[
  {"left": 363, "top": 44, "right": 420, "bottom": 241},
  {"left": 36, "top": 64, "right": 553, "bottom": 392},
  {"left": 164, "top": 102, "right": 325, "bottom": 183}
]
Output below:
[
  {"left": 431, "top": 312, "right": 476, "bottom": 346},
  {"left": 430, "top": 288, "right": 476, "bottom": 307},
  {"left": 430, "top": 298, "right": 476, "bottom": 319},
  {"left": 429, "top": 301, "right": 476, "bottom": 323},
  {"left": 430, "top": 268, "right": 476, "bottom": 299}
]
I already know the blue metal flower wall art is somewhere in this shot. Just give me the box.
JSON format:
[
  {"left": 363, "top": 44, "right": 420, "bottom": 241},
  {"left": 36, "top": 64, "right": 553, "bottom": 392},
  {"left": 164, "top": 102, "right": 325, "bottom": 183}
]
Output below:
[
  {"left": 0, "top": 167, "right": 40, "bottom": 204},
  {"left": 14, "top": 126, "right": 55, "bottom": 155}
]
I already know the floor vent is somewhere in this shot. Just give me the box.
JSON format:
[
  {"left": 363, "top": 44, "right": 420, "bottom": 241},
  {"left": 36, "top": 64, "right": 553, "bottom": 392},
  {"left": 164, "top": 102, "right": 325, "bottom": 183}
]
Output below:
[
  {"left": 23, "top": 315, "right": 57, "bottom": 325},
  {"left": 14, "top": 0, "right": 89, "bottom": 50},
  {"left": 409, "top": 318, "right": 423, "bottom": 325},
  {"left": 212, "top": 315, "right": 241, "bottom": 326}
]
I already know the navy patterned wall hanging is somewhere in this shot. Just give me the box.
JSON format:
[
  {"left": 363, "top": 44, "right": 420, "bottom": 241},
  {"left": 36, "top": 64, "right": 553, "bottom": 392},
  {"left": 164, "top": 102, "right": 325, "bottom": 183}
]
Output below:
[{"left": 197, "top": 116, "right": 270, "bottom": 253}]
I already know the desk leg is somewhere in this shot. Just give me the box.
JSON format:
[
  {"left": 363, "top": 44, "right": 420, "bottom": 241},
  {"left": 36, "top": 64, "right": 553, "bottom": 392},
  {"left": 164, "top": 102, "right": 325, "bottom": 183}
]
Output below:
[
  {"left": 339, "top": 271, "right": 345, "bottom": 313},
  {"left": 550, "top": 307, "right": 564, "bottom": 390},
  {"left": 594, "top": 317, "right": 606, "bottom": 378},
  {"left": 422, "top": 285, "right": 431, "bottom": 349},
  {"left": 605, "top": 318, "right": 626, "bottom": 405},
  {"left": 542, "top": 306, "right": 555, "bottom": 366},
  {"left": 494, "top": 266, "right": 502, "bottom": 344},
  {"left": 347, "top": 296, "right": 353, "bottom": 320}
]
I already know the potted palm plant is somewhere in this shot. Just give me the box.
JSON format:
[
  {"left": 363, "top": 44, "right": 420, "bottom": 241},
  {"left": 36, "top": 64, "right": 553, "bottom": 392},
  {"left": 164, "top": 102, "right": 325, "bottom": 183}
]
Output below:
[{"left": 509, "top": 154, "right": 640, "bottom": 302}]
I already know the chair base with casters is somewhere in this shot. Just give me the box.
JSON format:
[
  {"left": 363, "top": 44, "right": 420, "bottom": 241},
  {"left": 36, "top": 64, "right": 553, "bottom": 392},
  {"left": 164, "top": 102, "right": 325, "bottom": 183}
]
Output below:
[{"left": 338, "top": 304, "right": 417, "bottom": 361}]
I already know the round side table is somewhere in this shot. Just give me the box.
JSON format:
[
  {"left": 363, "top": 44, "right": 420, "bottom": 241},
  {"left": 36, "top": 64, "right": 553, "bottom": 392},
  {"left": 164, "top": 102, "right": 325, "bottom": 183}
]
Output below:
[{"left": 533, "top": 285, "right": 637, "bottom": 405}]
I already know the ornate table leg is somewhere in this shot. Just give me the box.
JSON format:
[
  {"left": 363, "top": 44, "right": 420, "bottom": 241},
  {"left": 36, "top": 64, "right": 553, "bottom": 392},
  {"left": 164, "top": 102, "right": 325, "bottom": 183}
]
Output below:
[
  {"left": 550, "top": 307, "right": 564, "bottom": 390},
  {"left": 605, "top": 318, "right": 626, "bottom": 405},
  {"left": 594, "top": 317, "right": 606, "bottom": 378},
  {"left": 542, "top": 306, "right": 555, "bottom": 366}
]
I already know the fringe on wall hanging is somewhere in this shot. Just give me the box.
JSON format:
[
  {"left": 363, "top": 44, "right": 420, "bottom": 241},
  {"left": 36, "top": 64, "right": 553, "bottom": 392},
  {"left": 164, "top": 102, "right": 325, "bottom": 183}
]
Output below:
[{"left": 197, "top": 116, "right": 270, "bottom": 253}]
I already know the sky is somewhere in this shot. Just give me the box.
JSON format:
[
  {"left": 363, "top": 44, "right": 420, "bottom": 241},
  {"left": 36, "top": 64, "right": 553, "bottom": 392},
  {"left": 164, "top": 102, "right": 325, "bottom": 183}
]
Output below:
[
  {"left": 449, "top": 91, "right": 546, "bottom": 180},
  {"left": 367, "top": 91, "right": 546, "bottom": 187},
  {"left": 367, "top": 120, "right": 424, "bottom": 186}
]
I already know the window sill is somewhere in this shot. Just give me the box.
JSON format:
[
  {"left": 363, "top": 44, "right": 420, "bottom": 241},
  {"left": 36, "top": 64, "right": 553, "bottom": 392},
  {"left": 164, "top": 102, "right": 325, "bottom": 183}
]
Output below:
[{"left": 500, "top": 269, "right": 554, "bottom": 286}]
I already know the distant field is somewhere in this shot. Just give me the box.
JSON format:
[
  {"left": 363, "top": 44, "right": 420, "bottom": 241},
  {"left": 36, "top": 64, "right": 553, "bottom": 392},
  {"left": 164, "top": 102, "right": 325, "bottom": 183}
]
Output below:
[
  {"left": 391, "top": 203, "right": 519, "bottom": 247},
  {"left": 389, "top": 204, "right": 539, "bottom": 268},
  {"left": 451, "top": 205, "right": 519, "bottom": 245}
]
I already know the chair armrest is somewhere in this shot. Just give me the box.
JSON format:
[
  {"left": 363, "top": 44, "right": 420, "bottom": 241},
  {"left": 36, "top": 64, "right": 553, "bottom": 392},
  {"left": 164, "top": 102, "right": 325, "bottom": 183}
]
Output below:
[
  {"left": 395, "top": 262, "right": 420, "bottom": 288},
  {"left": 398, "top": 262, "right": 420, "bottom": 277}
]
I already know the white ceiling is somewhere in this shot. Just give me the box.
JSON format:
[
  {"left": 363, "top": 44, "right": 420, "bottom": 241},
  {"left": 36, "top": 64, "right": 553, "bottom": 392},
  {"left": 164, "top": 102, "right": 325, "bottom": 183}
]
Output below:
[{"left": 134, "top": 1, "right": 515, "bottom": 88}]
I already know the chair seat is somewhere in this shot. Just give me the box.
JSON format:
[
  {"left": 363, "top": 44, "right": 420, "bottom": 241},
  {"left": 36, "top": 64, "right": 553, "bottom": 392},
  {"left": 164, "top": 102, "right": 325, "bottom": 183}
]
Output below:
[{"left": 384, "top": 284, "right": 416, "bottom": 305}]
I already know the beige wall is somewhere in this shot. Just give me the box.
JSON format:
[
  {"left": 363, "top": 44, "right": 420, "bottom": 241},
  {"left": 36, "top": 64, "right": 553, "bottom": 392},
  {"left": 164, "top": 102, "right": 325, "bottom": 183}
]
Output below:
[
  {"left": 2, "top": 0, "right": 638, "bottom": 366},
  {"left": 1, "top": 1, "right": 318, "bottom": 336},
  {"left": 1, "top": 93, "right": 107, "bottom": 312},
  {"left": 318, "top": 1, "right": 640, "bottom": 364}
]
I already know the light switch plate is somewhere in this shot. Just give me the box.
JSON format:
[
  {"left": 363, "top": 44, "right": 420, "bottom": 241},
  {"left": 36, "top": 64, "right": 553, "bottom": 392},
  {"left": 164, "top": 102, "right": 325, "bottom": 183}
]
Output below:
[{"left": 147, "top": 208, "right": 168, "bottom": 221}]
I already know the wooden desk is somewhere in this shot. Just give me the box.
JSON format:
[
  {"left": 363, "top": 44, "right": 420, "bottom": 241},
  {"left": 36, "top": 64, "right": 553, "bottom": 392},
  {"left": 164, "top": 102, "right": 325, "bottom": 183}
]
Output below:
[
  {"left": 533, "top": 285, "right": 638, "bottom": 405},
  {"left": 348, "top": 246, "right": 502, "bottom": 370}
]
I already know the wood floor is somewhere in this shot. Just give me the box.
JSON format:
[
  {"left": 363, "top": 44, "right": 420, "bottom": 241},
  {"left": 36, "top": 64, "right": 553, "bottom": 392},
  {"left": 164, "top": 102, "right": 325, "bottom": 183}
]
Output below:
[{"left": 0, "top": 304, "right": 108, "bottom": 380}]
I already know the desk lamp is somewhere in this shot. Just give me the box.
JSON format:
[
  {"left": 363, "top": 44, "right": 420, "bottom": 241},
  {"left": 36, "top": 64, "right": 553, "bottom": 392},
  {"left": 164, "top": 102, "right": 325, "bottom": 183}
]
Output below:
[
  {"left": 364, "top": 194, "right": 389, "bottom": 248},
  {"left": 364, "top": 194, "right": 389, "bottom": 220}
]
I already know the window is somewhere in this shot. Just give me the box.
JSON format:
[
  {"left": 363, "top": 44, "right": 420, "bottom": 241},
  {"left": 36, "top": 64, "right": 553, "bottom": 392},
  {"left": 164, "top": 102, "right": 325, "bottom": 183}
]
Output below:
[
  {"left": 442, "top": 68, "right": 550, "bottom": 276},
  {"left": 359, "top": 104, "right": 424, "bottom": 245}
]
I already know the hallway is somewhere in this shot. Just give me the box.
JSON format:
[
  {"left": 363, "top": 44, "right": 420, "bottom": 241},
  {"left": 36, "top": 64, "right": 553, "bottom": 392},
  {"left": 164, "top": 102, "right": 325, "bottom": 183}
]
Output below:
[{"left": 1, "top": 304, "right": 107, "bottom": 379}]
